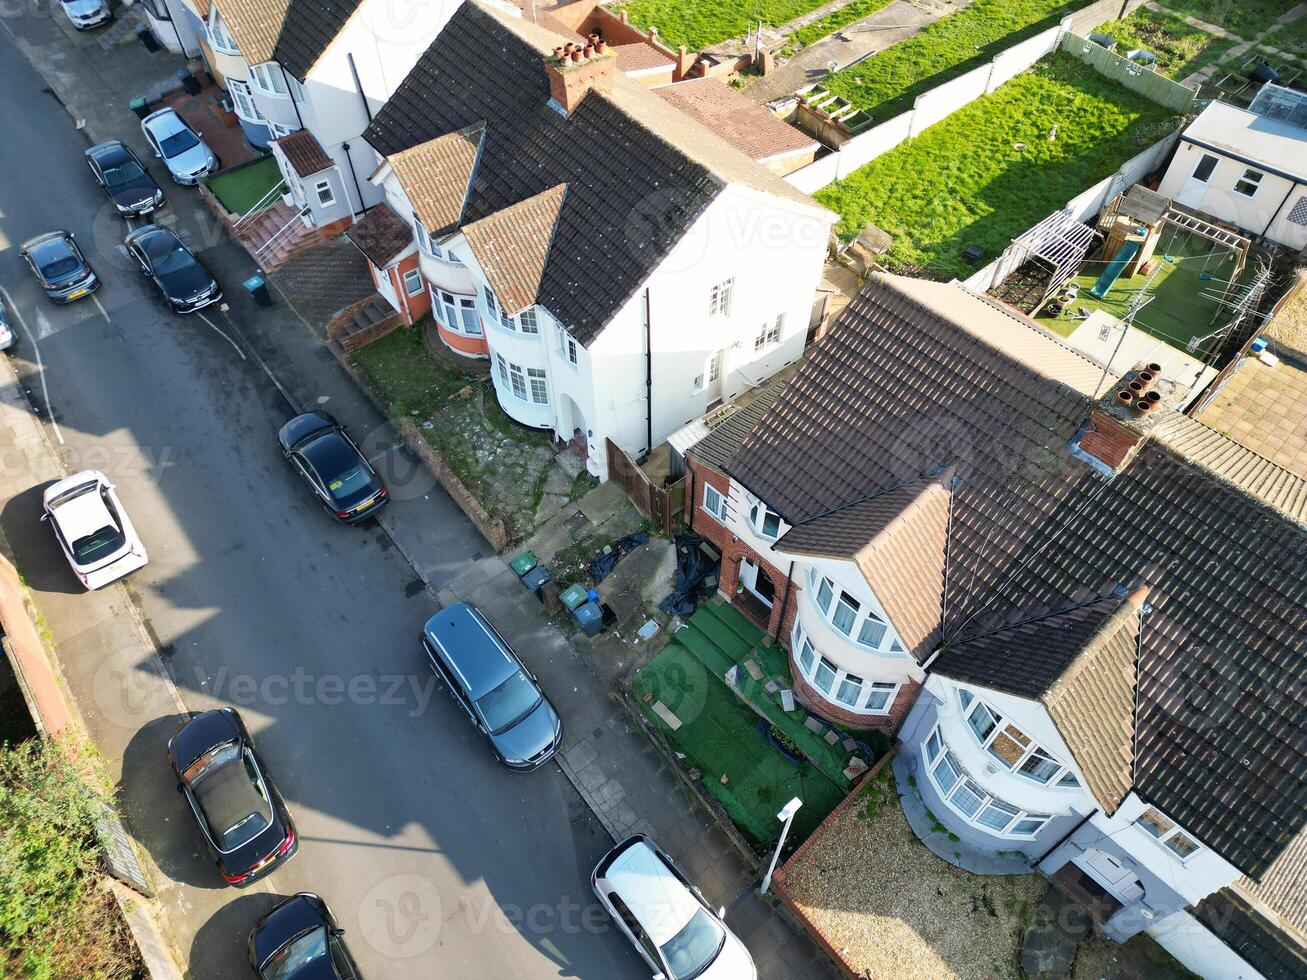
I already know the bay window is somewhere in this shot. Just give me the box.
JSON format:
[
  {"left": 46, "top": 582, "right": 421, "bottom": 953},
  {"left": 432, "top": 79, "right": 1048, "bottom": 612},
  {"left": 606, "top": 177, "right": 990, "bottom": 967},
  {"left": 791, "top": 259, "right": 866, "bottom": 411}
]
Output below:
[
  {"left": 206, "top": 8, "right": 237, "bottom": 53},
  {"left": 250, "top": 63, "right": 288, "bottom": 96},
  {"left": 815, "top": 577, "right": 833, "bottom": 614},
  {"left": 831, "top": 592, "right": 859, "bottom": 635},
  {"left": 813, "top": 657, "right": 837, "bottom": 695},
  {"left": 835, "top": 673, "right": 862, "bottom": 707},
  {"left": 495, "top": 356, "right": 548, "bottom": 406},
  {"left": 789, "top": 624, "right": 901, "bottom": 715},
  {"left": 957, "top": 690, "right": 1080, "bottom": 788},
  {"left": 434, "top": 289, "right": 480, "bottom": 336},
  {"left": 806, "top": 570, "right": 904, "bottom": 655},
  {"left": 924, "top": 726, "right": 1054, "bottom": 838}
]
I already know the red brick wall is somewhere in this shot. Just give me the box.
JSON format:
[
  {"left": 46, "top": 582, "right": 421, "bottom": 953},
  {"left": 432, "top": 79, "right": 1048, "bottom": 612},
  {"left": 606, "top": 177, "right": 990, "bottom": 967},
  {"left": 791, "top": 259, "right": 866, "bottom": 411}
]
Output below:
[
  {"left": 393, "top": 254, "right": 430, "bottom": 325},
  {"left": 791, "top": 667, "right": 921, "bottom": 735},
  {"left": 434, "top": 318, "right": 489, "bottom": 357}
]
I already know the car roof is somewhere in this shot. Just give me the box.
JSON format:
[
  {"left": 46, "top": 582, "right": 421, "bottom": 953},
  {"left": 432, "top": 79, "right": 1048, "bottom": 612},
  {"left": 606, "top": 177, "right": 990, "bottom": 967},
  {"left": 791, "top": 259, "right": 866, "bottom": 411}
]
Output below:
[
  {"left": 278, "top": 411, "right": 336, "bottom": 450},
  {"left": 170, "top": 708, "right": 243, "bottom": 771},
  {"left": 127, "top": 225, "right": 182, "bottom": 254},
  {"left": 423, "top": 603, "right": 519, "bottom": 699},
  {"left": 603, "top": 839, "right": 700, "bottom": 945},
  {"left": 21, "top": 231, "right": 72, "bottom": 255},
  {"left": 251, "top": 894, "right": 329, "bottom": 967},
  {"left": 144, "top": 108, "right": 186, "bottom": 135},
  {"left": 88, "top": 140, "right": 129, "bottom": 162},
  {"left": 48, "top": 479, "right": 114, "bottom": 539}
]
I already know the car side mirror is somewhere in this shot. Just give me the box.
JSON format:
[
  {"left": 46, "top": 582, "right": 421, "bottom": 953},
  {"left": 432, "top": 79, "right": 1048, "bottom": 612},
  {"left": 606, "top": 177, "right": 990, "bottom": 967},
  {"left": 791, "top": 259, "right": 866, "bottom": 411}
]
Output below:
[
  {"left": 717, "top": 906, "right": 726, "bottom": 918},
  {"left": 653, "top": 974, "right": 665, "bottom": 980},
  {"left": 39, "top": 513, "right": 49, "bottom": 522},
  {"left": 331, "top": 928, "right": 345, "bottom": 937}
]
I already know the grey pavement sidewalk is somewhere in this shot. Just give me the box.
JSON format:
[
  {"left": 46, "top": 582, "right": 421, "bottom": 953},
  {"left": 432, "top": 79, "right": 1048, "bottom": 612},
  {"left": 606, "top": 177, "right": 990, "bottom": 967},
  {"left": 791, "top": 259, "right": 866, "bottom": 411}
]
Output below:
[
  {"left": 744, "top": 0, "right": 942, "bottom": 104},
  {"left": 437, "top": 555, "right": 840, "bottom": 980}
]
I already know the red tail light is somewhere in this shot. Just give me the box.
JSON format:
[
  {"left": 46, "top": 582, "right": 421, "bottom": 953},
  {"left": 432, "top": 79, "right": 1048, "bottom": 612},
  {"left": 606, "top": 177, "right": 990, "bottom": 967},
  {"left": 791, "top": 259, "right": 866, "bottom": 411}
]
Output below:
[
  {"left": 222, "top": 869, "right": 250, "bottom": 884},
  {"left": 335, "top": 509, "right": 351, "bottom": 518},
  {"left": 275, "top": 828, "right": 296, "bottom": 857}
]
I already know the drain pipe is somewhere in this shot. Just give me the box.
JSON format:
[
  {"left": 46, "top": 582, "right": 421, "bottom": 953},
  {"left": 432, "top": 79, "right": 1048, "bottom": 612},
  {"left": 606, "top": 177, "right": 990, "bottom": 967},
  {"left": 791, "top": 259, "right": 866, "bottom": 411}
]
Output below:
[
  {"left": 1033, "top": 807, "right": 1098, "bottom": 872},
  {"left": 340, "top": 142, "right": 365, "bottom": 218},
  {"left": 347, "top": 52, "right": 373, "bottom": 123},
  {"left": 282, "top": 65, "right": 306, "bottom": 131},
  {"left": 771, "top": 560, "right": 795, "bottom": 642},
  {"left": 644, "top": 287, "right": 653, "bottom": 456}
]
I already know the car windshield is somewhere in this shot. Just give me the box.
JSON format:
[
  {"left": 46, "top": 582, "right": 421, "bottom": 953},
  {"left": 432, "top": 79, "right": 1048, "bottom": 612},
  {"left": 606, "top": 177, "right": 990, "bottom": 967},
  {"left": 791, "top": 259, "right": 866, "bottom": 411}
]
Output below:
[
  {"left": 72, "top": 524, "right": 125, "bottom": 564},
  {"left": 660, "top": 908, "right": 725, "bottom": 980},
  {"left": 103, "top": 159, "right": 146, "bottom": 186},
  {"left": 151, "top": 244, "right": 194, "bottom": 276},
  {"left": 159, "top": 128, "right": 199, "bottom": 157},
  {"left": 191, "top": 742, "right": 272, "bottom": 851},
  {"left": 261, "top": 927, "right": 328, "bottom": 980},
  {"left": 474, "top": 670, "right": 541, "bottom": 734}
]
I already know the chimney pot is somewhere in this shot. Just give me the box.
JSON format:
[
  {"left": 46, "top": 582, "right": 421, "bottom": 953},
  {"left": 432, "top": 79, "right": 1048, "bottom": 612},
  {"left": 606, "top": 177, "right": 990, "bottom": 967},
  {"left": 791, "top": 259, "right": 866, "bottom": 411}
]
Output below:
[
  {"left": 595, "top": 38, "right": 607, "bottom": 53},
  {"left": 1115, "top": 389, "right": 1134, "bottom": 407},
  {"left": 571, "top": 48, "right": 583, "bottom": 62},
  {"left": 588, "top": 32, "right": 599, "bottom": 44},
  {"left": 1144, "top": 390, "right": 1161, "bottom": 404},
  {"left": 583, "top": 44, "right": 595, "bottom": 58},
  {"left": 553, "top": 46, "right": 564, "bottom": 59},
  {"left": 1146, "top": 362, "right": 1162, "bottom": 374},
  {"left": 1131, "top": 398, "right": 1153, "bottom": 417},
  {"left": 1136, "top": 370, "right": 1155, "bottom": 390}
]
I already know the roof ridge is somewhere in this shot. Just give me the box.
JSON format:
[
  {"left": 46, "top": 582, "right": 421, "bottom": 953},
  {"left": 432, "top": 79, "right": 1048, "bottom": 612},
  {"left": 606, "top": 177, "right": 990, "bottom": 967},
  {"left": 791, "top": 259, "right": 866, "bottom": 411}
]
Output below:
[
  {"left": 951, "top": 590, "right": 1124, "bottom": 651},
  {"left": 966, "top": 285, "right": 1117, "bottom": 379},
  {"left": 789, "top": 470, "right": 944, "bottom": 529}
]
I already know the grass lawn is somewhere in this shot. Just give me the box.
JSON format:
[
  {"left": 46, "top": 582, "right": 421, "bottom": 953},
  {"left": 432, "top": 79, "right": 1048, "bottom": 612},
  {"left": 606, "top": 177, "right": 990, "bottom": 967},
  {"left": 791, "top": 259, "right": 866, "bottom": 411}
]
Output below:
[
  {"left": 633, "top": 640, "right": 846, "bottom": 850},
  {"left": 823, "top": 0, "right": 1080, "bottom": 122},
  {"left": 815, "top": 55, "right": 1182, "bottom": 280},
  {"left": 612, "top": 0, "right": 827, "bottom": 50},
  {"left": 1036, "top": 231, "right": 1241, "bottom": 355},
  {"left": 792, "top": 0, "right": 895, "bottom": 49},
  {"left": 1154, "top": 0, "right": 1298, "bottom": 39},
  {"left": 202, "top": 156, "right": 282, "bottom": 215},
  {"left": 1275, "top": 10, "right": 1307, "bottom": 57},
  {"left": 351, "top": 322, "right": 556, "bottom": 539},
  {"left": 1096, "top": 6, "right": 1240, "bottom": 77}
]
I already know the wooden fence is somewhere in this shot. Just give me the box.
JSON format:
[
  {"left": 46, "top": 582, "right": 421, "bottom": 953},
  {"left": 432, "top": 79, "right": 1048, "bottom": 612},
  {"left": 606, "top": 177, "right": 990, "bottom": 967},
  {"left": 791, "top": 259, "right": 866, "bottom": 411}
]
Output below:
[
  {"left": 606, "top": 439, "right": 683, "bottom": 535},
  {"left": 1060, "top": 31, "right": 1199, "bottom": 111}
]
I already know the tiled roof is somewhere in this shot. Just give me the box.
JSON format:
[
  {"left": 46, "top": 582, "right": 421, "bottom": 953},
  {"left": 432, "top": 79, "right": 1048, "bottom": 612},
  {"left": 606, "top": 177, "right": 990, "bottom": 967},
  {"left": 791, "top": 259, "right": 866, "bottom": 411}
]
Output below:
[
  {"left": 688, "top": 378, "right": 789, "bottom": 472},
  {"left": 778, "top": 476, "right": 951, "bottom": 662},
  {"left": 272, "top": 129, "right": 333, "bottom": 177},
  {"left": 363, "top": 1, "right": 828, "bottom": 346},
  {"left": 1195, "top": 889, "right": 1307, "bottom": 980},
  {"left": 1240, "top": 831, "right": 1307, "bottom": 939},
  {"left": 1196, "top": 349, "right": 1307, "bottom": 484},
  {"left": 656, "top": 78, "right": 819, "bottom": 163},
  {"left": 612, "top": 42, "right": 675, "bottom": 73},
  {"left": 385, "top": 123, "right": 485, "bottom": 239},
  {"left": 345, "top": 203, "right": 413, "bottom": 269},
  {"left": 214, "top": 0, "right": 290, "bottom": 66},
  {"left": 936, "top": 590, "right": 1144, "bottom": 814},
  {"left": 273, "top": 0, "right": 361, "bottom": 79},
  {"left": 726, "top": 274, "right": 1307, "bottom": 880},
  {"left": 461, "top": 184, "right": 566, "bottom": 316}
]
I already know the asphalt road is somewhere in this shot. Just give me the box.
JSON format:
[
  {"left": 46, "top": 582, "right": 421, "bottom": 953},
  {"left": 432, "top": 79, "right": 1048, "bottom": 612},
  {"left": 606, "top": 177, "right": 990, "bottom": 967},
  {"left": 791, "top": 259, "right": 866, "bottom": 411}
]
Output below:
[{"left": 0, "top": 24, "right": 643, "bottom": 980}]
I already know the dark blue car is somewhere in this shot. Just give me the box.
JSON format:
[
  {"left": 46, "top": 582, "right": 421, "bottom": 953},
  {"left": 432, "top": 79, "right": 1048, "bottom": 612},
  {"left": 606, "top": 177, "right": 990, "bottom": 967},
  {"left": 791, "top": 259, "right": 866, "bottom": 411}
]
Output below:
[
  {"left": 248, "top": 893, "right": 362, "bottom": 979},
  {"left": 20, "top": 231, "right": 99, "bottom": 304}
]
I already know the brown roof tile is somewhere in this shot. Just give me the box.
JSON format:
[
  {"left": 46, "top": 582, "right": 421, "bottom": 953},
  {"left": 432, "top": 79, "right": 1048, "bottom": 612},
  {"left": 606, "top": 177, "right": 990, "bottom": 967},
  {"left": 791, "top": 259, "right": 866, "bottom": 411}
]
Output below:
[
  {"left": 214, "top": 0, "right": 290, "bottom": 66},
  {"left": 1239, "top": 830, "right": 1307, "bottom": 940},
  {"left": 779, "top": 475, "right": 951, "bottom": 662},
  {"left": 656, "top": 77, "right": 819, "bottom": 163},
  {"left": 724, "top": 273, "right": 1307, "bottom": 882},
  {"left": 460, "top": 184, "right": 566, "bottom": 316},
  {"left": 613, "top": 42, "right": 675, "bottom": 73},
  {"left": 345, "top": 203, "right": 413, "bottom": 269},
  {"left": 386, "top": 123, "right": 485, "bottom": 237},
  {"left": 688, "top": 378, "right": 790, "bottom": 472},
  {"left": 272, "top": 129, "right": 333, "bottom": 178}
]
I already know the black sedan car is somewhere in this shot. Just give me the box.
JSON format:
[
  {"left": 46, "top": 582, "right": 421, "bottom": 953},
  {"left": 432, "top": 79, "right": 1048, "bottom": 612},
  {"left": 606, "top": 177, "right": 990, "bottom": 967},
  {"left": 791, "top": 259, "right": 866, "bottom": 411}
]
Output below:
[
  {"left": 124, "top": 225, "right": 221, "bottom": 313},
  {"left": 86, "top": 140, "right": 164, "bottom": 217},
  {"left": 248, "top": 893, "right": 363, "bottom": 980},
  {"left": 19, "top": 231, "right": 99, "bottom": 304},
  {"left": 167, "top": 708, "right": 298, "bottom": 886},
  {"left": 278, "top": 412, "right": 388, "bottom": 524}
]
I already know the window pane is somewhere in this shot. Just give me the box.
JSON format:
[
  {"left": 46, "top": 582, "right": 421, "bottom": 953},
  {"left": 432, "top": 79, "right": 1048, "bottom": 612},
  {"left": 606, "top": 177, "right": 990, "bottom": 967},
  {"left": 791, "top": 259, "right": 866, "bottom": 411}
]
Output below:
[
  {"left": 967, "top": 703, "right": 999, "bottom": 742},
  {"left": 1012, "top": 815, "right": 1049, "bottom": 836},
  {"left": 704, "top": 485, "right": 722, "bottom": 518},
  {"left": 926, "top": 730, "right": 942, "bottom": 762},
  {"left": 798, "top": 639, "right": 815, "bottom": 675},
  {"left": 1057, "top": 772, "right": 1080, "bottom": 788},
  {"left": 864, "top": 682, "right": 895, "bottom": 712},
  {"left": 1165, "top": 832, "right": 1199, "bottom": 859},
  {"left": 832, "top": 593, "right": 859, "bottom": 635},
  {"left": 858, "top": 617, "right": 886, "bottom": 648},
  {"left": 528, "top": 369, "right": 547, "bottom": 405},
  {"left": 977, "top": 800, "right": 1020, "bottom": 832},
  {"left": 934, "top": 752, "right": 961, "bottom": 793},
  {"left": 1018, "top": 750, "right": 1060, "bottom": 784},
  {"left": 987, "top": 726, "right": 1031, "bottom": 768},
  {"left": 520, "top": 309, "right": 539, "bottom": 334},
  {"left": 950, "top": 778, "right": 985, "bottom": 817},
  {"left": 459, "top": 299, "right": 480, "bottom": 335},
  {"left": 761, "top": 511, "right": 780, "bottom": 537},
  {"left": 814, "top": 657, "right": 836, "bottom": 694},
  {"left": 1136, "top": 808, "right": 1174, "bottom": 839},
  {"left": 816, "top": 578, "right": 833, "bottom": 613},
  {"left": 1193, "top": 154, "right": 1217, "bottom": 182},
  {"left": 959, "top": 689, "right": 974, "bottom": 710},
  {"left": 835, "top": 674, "right": 862, "bottom": 707}
]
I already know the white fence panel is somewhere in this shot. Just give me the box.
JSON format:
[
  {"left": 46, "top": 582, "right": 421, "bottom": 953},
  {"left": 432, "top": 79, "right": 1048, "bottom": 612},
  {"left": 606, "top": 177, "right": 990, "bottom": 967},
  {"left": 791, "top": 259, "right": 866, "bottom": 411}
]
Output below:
[
  {"left": 987, "top": 25, "right": 1061, "bottom": 92},
  {"left": 910, "top": 63, "right": 992, "bottom": 136},
  {"left": 837, "top": 111, "right": 914, "bottom": 178},
  {"left": 785, "top": 153, "right": 840, "bottom": 193}
]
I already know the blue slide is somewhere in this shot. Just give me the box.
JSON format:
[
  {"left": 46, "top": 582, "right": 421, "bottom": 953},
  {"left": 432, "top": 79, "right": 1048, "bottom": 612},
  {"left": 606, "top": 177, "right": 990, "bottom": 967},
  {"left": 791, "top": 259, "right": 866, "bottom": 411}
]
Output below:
[{"left": 1089, "top": 239, "right": 1140, "bottom": 299}]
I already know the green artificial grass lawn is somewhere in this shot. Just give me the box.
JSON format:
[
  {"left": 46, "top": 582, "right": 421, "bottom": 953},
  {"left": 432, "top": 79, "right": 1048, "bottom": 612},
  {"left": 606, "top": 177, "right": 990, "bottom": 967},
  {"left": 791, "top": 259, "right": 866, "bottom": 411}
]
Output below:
[
  {"left": 1153, "top": 0, "right": 1298, "bottom": 39},
  {"left": 815, "top": 54, "right": 1182, "bottom": 281},
  {"left": 1097, "top": 7, "right": 1240, "bottom": 78},
  {"left": 823, "top": 0, "right": 1081, "bottom": 122},
  {"left": 612, "top": 0, "right": 828, "bottom": 50},
  {"left": 202, "top": 156, "right": 282, "bottom": 215},
  {"left": 633, "top": 641, "right": 845, "bottom": 849},
  {"left": 793, "top": 0, "right": 895, "bottom": 48}
]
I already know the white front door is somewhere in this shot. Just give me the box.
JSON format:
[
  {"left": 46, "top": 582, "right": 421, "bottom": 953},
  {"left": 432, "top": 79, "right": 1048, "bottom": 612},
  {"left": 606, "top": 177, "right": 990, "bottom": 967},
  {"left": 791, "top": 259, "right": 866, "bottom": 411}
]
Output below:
[
  {"left": 1079, "top": 850, "right": 1145, "bottom": 903},
  {"left": 738, "top": 559, "right": 775, "bottom": 606},
  {"left": 1176, "top": 152, "right": 1220, "bottom": 208},
  {"left": 373, "top": 264, "right": 399, "bottom": 312},
  {"left": 706, "top": 349, "right": 725, "bottom": 403}
]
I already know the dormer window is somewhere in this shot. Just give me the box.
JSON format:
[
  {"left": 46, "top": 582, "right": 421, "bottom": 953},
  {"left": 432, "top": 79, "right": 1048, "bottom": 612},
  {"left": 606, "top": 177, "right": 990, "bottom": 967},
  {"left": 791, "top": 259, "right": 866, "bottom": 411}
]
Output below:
[
  {"left": 958, "top": 689, "right": 1080, "bottom": 788},
  {"left": 206, "top": 8, "right": 238, "bottom": 53},
  {"left": 807, "top": 568, "right": 905, "bottom": 655},
  {"left": 746, "top": 494, "right": 781, "bottom": 539},
  {"left": 1136, "top": 807, "right": 1201, "bottom": 859}
]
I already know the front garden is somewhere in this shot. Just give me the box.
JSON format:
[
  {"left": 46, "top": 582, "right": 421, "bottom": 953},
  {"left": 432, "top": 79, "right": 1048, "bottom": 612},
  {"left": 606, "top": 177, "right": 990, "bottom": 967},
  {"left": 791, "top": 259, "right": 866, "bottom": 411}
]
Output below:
[
  {"left": 822, "top": 0, "right": 1081, "bottom": 124},
  {"left": 815, "top": 54, "right": 1181, "bottom": 280},
  {"left": 202, "top": 155, "right": 283, "bottom": 216}
]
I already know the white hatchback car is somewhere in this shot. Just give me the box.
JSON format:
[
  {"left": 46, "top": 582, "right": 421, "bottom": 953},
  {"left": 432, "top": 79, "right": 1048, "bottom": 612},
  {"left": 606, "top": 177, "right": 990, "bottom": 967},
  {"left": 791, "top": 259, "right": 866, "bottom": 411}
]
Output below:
[
  {"left": 42, "top": 471, "right": 148, "bottom": 590},
  {"left": 592, "top": 836, "right": 756, "bottom": 980}
]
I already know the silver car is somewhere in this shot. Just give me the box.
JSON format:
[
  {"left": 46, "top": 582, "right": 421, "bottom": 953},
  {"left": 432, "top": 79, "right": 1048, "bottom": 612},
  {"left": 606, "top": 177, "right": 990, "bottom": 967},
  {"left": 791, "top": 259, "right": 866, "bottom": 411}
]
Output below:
[
  {"left": 141, "top": 108, "right": 218, "bottom": 185},
  {"left": 57, "top": 0, "right": 111, "bottom": 29}
]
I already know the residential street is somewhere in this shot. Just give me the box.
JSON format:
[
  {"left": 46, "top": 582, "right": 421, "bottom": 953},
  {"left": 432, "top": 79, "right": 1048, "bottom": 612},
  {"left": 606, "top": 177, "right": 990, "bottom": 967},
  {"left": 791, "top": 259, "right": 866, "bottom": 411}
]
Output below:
[{"left": 0, "top": 20, "right": 643, "bottom": 980}]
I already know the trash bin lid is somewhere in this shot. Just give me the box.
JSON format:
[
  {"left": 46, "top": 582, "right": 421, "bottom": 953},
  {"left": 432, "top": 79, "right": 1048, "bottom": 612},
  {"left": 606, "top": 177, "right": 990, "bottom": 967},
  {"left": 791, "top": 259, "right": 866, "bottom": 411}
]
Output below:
[
  {"left": 243, "top": 275, "right": 265, "bottom": 290},
  {"left": 508, "top": 552, "right": 538, "bottom": 576},
  {"left": 522, "top": 565, "right": 551, "bottom": 588},
  {"left": 573, "top": 600, "right": 602, "bottom": 622},
  {"left": 560, "top": 583, "right": 589, "bottom": 610},
  {"left": 130, "top": 96, "right": 148, "bottom": 109}
]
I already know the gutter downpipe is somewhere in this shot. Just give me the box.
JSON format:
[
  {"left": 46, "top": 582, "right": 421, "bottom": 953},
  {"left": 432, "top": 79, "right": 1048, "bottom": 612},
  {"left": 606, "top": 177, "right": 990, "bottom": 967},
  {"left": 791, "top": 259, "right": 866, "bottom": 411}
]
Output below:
[
  {"left": 772, "top": 560, "right": 795, "bottom": 642},
  {"left": 281, "top": 65, "right": 306, "bottom": 130},
  {"left": 340, "top": 144, "right": 365, "bottom": 218},
  {"left": 644, "top": 287, "right": 653, "bottom": 456},
  {"left": 1263, "top": 182, "right": 1298, "bottom": 238},
  {"left": 1033, "top": 808, "right": 1098, "bottom": 872}
]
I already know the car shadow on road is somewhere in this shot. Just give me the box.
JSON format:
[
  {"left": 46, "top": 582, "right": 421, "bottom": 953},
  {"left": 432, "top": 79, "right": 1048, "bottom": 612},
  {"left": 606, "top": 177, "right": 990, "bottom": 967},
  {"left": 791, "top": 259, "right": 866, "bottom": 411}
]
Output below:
[
  {"left": 188, "top": 890, "right": 288, "bottom": 975},
  {"left": 118, "top": 712, "right": 231, "bottom": 891},
  {"left": 0, "top": 481, "right": 86, "bottom": 595}
]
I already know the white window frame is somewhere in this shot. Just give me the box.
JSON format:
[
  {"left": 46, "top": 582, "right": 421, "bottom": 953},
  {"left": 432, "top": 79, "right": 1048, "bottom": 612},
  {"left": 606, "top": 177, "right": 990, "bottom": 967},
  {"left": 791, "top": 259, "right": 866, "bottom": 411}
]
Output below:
[
  {"left": 560, "top": 333, "right": 579, "bottom": 366},
  {"left": 807, "top": 569, "right": 903, "bottom": 655},
  {"left": 495, "top": 356, "right": 547, "bottom": 405},
  {"left": 313, "top": 179, "right": 335, "bottom": 207},
  {"left": 402, "top": 268, "right": 423, "bottom": 296},
  {"left": 1233, "top": 168, "right": 1264, "bottom": 197},
  {"left": 702, "top": 483, "right": 727, "bottom": 523},
  {"left": 708, "top": 277, "right": 733, "bottom": 317},
  {"left": 958, "top": 690, "right": 1077, "bottom": 788},
  {"left": 790, "top": 624, "right": 902, "bottom": 715},
  {"left": 413, "top": 215, "right": 432, "bottom": 254},
  {"left": 249, "top": 62, "right": 289, "bottom": 97},
  {"left": 226, "top": 79, "right": 262, "bottom": 123},
  {"left": 923, "top": 725, "right": 1052, "bottom": 839},
  {"left": 206, "top": 7, "right": 238, "bottom": 53},
  {"left": 754, "top": 314, "right": 783, "bottom": 351},
  {"left": 746, "top": 494, "right": 782, "bottom": 540},
  {"left": 1135, "top": 807, "right": 1202, "bottom": 861},
  {"left": 527, "top": 368, "right": 548, "bottom": 406},
  {"left": 435, "top": 288, "right": 481, "bottom": 337},
  {"left": 518, "top": 308, "right": 540, "bottom": 335}
]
